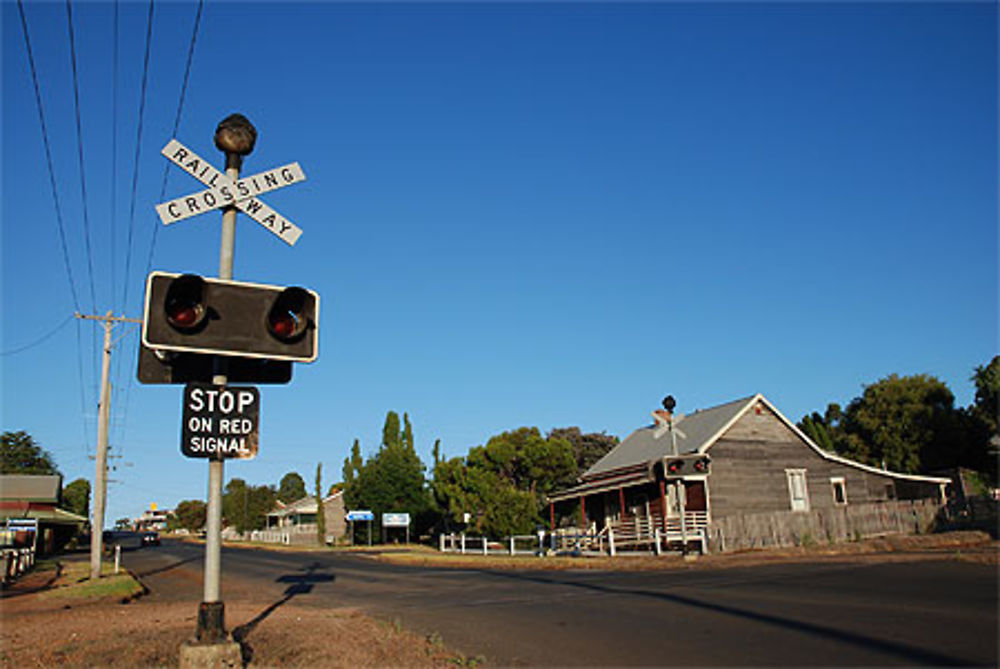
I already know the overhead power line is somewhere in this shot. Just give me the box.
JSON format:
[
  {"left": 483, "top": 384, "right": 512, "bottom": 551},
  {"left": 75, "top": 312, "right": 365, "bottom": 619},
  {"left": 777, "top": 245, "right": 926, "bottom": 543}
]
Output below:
[
  {"left": 65, "top": 0, "right": 98, "bottom": 315},
  {"left": 144, "top": 0, "right": 204, "bottom": 281},
  {"left": 120, "top": 0, "right": 155, "bottom": 315},
  {"left": 0, "top": 315, "right": 75, "bottom": 356},
  {"left": 16, "top": 0, "right": 83, "bottom": 313}
]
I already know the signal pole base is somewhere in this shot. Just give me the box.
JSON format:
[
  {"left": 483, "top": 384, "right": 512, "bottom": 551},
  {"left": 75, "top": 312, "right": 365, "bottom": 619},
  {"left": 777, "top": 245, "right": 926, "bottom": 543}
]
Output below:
[
  {"left": 180, "top": 603, "right": 241, "bottom": 668},
  {"left": 196, "top": 601, "right": 227, "bottom": 643},
  {"left": 179, "top": 639, "right": 242, "bottom": 669}
]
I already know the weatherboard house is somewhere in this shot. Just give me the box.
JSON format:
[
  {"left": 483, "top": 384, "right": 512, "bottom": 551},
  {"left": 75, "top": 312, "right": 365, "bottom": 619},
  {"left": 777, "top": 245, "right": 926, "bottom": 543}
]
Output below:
[{"left": 548, "top": 394, "right": 950, "bottom": 553}]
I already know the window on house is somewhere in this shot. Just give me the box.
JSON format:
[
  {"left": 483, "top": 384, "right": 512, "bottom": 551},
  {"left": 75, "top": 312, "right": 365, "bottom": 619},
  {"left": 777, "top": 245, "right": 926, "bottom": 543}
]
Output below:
[
  {"left": 831, "top": 478, "right": 847, "bottom": 505},
  {"left": 786, "top": 469, "right": 810, "bottom": 512}
]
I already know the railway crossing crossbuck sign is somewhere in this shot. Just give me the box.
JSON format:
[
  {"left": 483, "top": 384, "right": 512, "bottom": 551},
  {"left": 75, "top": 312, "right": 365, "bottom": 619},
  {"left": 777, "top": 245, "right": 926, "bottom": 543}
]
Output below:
[{"left": 155, "top": 139, "right": 305, "bottom": 245}]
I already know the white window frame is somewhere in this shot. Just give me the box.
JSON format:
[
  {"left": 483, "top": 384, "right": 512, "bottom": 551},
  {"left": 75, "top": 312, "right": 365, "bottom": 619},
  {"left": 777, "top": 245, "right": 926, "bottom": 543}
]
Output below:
[
  {"left": 830, "top": 477, "right": 847, "bottom": 506},
  {"left": 785, "top": 469, "right": 810, "bottom": 512}
]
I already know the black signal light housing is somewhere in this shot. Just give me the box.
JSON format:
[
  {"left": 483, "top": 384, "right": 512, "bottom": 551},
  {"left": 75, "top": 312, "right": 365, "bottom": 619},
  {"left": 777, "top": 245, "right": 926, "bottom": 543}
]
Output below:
[{"left": 142, "top": 271, "right": 320, "bottom": 362}]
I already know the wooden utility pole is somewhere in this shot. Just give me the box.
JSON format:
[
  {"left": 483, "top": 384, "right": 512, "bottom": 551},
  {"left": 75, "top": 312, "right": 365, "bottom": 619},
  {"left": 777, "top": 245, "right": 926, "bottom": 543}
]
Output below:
[{"left": 76, "top": 311, "right": 140, "bottom": 579}]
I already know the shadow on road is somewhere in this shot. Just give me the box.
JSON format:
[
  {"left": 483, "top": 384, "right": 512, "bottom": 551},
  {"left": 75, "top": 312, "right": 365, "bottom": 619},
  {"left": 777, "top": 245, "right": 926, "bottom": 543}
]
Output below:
[
  {"left": 232, "top": 561, "right": 335, "bottom": 664},
  {"left": 133, "top": 555, "right": 200, "bottom": 578},
  {"left": 477, "top": 568, "right": 979, "bottom": 666}
]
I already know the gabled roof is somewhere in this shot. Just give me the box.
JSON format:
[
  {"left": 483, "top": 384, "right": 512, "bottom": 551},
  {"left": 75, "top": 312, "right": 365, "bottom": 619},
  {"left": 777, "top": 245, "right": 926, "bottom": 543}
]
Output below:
[
  {"left": 584, "top": 396, "right": 754, "bottom": 479},
  {"left": 579, "top": 393, "right": 950, "bottom": 485},
  {"left": 267, "top": 489, "right": 342, "bottom": 518},
  {"left": 0, "top": 475, "right": 62, "bottom": 502}
]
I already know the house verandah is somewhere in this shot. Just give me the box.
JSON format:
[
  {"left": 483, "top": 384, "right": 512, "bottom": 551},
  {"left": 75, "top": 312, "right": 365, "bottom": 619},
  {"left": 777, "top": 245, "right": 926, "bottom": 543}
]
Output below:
[
  {"left": 547, "top": 464, "right": 711, "bottom": 553},
  {"left": 547, "top": 394, "right": 951, "bottom": 555}
]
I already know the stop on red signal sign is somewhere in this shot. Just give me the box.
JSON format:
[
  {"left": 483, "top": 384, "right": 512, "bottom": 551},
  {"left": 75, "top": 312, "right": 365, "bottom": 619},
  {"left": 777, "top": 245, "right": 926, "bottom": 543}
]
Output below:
[{"left": 181, "top": 383, "right": 259, "bottom": 459}]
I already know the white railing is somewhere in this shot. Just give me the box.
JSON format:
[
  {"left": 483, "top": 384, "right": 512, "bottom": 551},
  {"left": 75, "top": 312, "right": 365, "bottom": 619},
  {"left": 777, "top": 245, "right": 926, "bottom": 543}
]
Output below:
[
  {"left": 435, "top": 513, "right": 710, "bottom": 558},
  {"left": 1, "top": 548, "right": 36, "bottom": 587},
  {"left": 439, "top": 533, "right": 547, "bottom": 556}
]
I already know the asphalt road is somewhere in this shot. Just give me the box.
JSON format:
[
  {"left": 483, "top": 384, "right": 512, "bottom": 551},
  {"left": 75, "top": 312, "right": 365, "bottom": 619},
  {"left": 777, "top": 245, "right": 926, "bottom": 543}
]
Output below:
[{"left": 125, "top": 540, "right": 998, "bottom": 666}]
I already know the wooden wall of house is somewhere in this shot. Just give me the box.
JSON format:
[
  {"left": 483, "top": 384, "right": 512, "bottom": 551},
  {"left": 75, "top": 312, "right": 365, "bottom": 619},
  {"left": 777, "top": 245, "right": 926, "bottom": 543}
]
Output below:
[{"left": 708, "top": 400, "right": 940, "bottom": 521}]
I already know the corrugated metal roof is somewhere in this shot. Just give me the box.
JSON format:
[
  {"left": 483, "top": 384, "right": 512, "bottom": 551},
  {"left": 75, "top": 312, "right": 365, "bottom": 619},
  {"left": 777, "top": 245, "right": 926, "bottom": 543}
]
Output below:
[
  {"left": 0, "top": 475, "right": 62, "bottom": 502},
  {"left": 583, "top": 396, "right": 755, "bottom": 479}
]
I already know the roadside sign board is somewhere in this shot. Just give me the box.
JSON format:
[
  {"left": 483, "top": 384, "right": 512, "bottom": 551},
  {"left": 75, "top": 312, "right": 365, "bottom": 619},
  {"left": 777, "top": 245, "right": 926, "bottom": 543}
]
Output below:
[
  {"left": 181, "top": 383, "right": 259, "bottom": 459},
  {"left": 345, "top": 510, "right": 375, "bottom": 522},
  {"left": 382, "top": 513, "right": 410, "bottom": 527}
]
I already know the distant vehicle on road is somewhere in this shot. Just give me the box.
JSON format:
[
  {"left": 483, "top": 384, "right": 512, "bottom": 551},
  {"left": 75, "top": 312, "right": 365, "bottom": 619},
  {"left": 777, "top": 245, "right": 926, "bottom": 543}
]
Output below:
[
  {"left": 141, "top": 531, "right": 160, "bottom": 547},
  {"left": 102, "top": 530, "right": 143, "bottom": 551}
]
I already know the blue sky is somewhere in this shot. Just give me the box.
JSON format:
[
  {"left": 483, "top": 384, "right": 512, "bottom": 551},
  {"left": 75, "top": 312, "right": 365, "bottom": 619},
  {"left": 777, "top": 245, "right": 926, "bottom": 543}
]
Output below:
[{"left": 2, "top": 1, "right": 996, "bottom": 526}]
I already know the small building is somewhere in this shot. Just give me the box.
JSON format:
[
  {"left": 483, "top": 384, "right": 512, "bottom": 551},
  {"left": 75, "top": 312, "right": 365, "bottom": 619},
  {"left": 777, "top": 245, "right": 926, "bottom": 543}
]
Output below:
[
  {"left": 548, "top": 394, "right": 950, "bottom": 553},
  {"left": 135, "top": 504, "right": 172, "bottom": 532},
  {"left": 259, "top": 490, "right": 346, "bottom": 546},
  {"left": 0, "top": 474, "right": 87, "bottom": 555}
]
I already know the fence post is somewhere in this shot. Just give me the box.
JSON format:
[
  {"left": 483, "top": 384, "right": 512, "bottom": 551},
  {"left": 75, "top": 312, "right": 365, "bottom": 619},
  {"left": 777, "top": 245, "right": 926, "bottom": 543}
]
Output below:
[
  {"left": 114, "top": 545, "right": 121, "bottom": 574},
  {"left": 509, "top": 536, "right": 515, "bottom": 555},
  {"left": 608, "top": 527, "right": 616, "bottom": 557},
  {"left": 654, "top": 528, "right": 662, "bottom": 556},
  {"left": 439, "top": 534, "right": 445, "bottom": 552},
  {"left": 460, "top": 533, "right": 466, "bottom": 554},
  {"left": 483, "top": 537, "right": 488, "bottom": 556}
]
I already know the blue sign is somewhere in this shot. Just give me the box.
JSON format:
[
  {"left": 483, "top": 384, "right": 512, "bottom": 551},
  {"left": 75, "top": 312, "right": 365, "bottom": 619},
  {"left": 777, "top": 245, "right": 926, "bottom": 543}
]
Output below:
[{"left": 346, "top": 510, "right": 374, "bottom": 522}]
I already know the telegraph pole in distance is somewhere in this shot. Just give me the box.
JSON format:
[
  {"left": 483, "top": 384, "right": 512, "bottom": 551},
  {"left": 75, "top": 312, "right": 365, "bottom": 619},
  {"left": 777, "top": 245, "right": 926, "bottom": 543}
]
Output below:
[{"left": 75, "top": 311, "right": 141, "bottom": 579}]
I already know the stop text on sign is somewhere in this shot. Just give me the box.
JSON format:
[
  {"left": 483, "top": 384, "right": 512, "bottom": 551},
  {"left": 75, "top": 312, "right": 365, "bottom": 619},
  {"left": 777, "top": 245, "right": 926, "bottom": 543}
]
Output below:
[{"left": 181, "top": 383, "right": 260, "bottom": 460}]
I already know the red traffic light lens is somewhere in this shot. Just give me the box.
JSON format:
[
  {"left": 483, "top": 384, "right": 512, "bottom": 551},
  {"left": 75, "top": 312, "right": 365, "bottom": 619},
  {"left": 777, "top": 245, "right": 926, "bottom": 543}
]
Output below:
[
  {"left": 269, "top": 312, "right": 300, "bottom": 339},
  {"left": 266, "top": 287, "right": 311, "bottom": 342},
  {"left": 167, "top": 304, "right": 201, "bottom": 329},
  {"left": 668, "top": 460, "right": 682, "bottom": 474},
  {"left": 164, "top": 275, "right": 207, "bottom": 332}
]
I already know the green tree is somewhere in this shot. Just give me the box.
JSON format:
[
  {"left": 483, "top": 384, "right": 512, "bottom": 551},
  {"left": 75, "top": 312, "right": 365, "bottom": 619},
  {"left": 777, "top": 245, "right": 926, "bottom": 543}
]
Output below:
[
  {"left": 835, "top": 374, "right": 958, "bottom": 474},
  {"left": 315, "top": 462, "right": 326, "bottom": 545},
  {"left": 170, "top": 499, "right": 207, "bottom": 532},
  {"left": 343, "top": 439, "right": 363, "bottom": 490},
  {"left": 547, "top": 427, "right": 619, "bottom": 477},
  {"left": 965, "top": 356, "right": 1000, "bottom": 482},
  {"left": 798, "top": 406, "right": 840, "bottom": 453},
  {"left": 278, "top": 471, "right": 307, "bottom": 503},
  {"left": 470, "top": 427, "right": 576, "bottom": 496},
  {"left": 432, "top": 427, "right": 576, "bottom": 537},
  {"left": 1, "top": 431, "right": 59, "bottom": 475},
  {"left": 402, "top": 413, "right": 414, "bottom": 452},
  {"left": 382, "top": 411, "right": 401, "bottom": 450},
  {"left": 970, "top": 356, "right": 999, "bottom": 438},
  {"left": 346, "top": 411, "right": 429, "bottom": 535},
  {"left": 222, "top": 478, "right": 276, "bottom": 534},
  {"left": 432, "top": 439, "right": 442, "bottom": 467},
  {"left": 61, "top": 478, "right": 90, "bottom": 519}
]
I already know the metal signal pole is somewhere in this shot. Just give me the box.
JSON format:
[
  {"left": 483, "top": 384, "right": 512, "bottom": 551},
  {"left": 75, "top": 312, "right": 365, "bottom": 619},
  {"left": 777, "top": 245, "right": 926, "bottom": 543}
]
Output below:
[
  {"left": 75, "top": 311, "right": 141, "bottom": 580},
  {"left": 196, "top": 113, "right": 257, "bottom": 643}
]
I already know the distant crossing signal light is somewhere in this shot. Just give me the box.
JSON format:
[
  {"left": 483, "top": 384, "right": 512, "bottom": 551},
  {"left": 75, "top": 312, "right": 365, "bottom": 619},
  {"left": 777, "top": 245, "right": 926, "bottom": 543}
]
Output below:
[{"left": 663, "top": 455, "right": 711, "bottom": 479}]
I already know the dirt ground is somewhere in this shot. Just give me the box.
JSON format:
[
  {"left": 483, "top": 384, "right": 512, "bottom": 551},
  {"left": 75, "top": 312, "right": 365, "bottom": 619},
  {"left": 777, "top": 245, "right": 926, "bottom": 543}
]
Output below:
[
  {"left": 0, "top": 570, "right": 462, "bottom": 668},
  {"left": 1, "top": 531, "right": 995, "bottom": 667}
]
